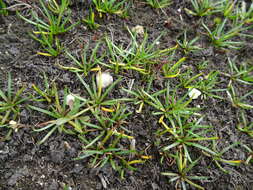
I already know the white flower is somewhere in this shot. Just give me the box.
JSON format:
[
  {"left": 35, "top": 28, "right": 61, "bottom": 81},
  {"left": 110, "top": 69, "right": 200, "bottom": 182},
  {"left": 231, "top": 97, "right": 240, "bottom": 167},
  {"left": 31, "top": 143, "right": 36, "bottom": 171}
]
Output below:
[
  {"left": 96, "top": 72, "right": 113, "bottom": 89},
  {"left": 188, "top": 88, "right": 202, "bottom": 100},
  {"left": 131, "top": 25, "right": 144, "bottom": 35},
  {"left": 9, "top": 120, "right": 17, "bottom": 125},
  {"left": 66, "top": 94, "right": 75, "bottom": 109},
  {"left": 9, "top": 120, "right": 18, "bottom": 132}
]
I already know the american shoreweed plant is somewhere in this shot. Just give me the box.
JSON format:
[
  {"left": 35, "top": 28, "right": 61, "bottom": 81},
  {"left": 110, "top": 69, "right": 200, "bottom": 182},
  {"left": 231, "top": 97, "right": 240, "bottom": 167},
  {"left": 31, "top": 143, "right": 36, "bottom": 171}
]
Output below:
[
  {"left": 180, "top": 70, "right": 225, "bottom": 100},
  {"left": 221, "top": 57, "right": 253, "bottom": 85},
  {"left": 101, "top": 27, "right": 178, "bottom": 75},
  {"left": 162, "top": 149, "right": 208, "bottom": 190},
  {"left": 32, "top": 73, "right": 57, "bottom": 103},
  {"left": 32, "top": 30, "right": 63, "bottom": 57},
  {"left": 122, "top": 75, "right": 154, "bottom": 113},
  {"left": 235, "top": 1, "right": 253, "bottom": 24},
  {"left": 202, "top": 18, "right": 245, "bottom": 49},
  {"left": 144, "top": 0, "right": 172, "bottom": 9},
  {"left": 18, "top": 0, "right": 78, "bottom": 35},
  {"left": 0, "top": 73, "right": 27, "bottom": 140},
  {"left": 29, "top": 85, "right": 91, "bottom": 144},
  {"left": 60, "top": 42, "right": 105, "bottom": 76},
  {"left": 224, "top": 57, "right": 253, "bottom": 109},
  {"left": 226, "top": 83, "right": 253, "bottom": 110},
  {"left": 203, "top": 141, "right": 243, "bottom": 174},
  {"left": 75, "top": 104, "right": 141, "bottom": 178},
  {"left": 241, "top": 144, "right": 253, "bottom": 164},
  {"left": 177, "top": 31, "right": 202, "bottom": 54},
  {"left": 217, "top": 0, "right": 235, "bottom": 19},
  {"left": 162, "top": 56, "right": 186, "bottom": 78},
  {"left": 237, "top": 111, "right": 253, "bottom": 138},
  {"left": 17, "top": 0, "right": 79, "bottom": 56},
  {"left": 143, "top": 82, "right": 199, "bottom": 121},
  {"left": 158, "top": 114, "right": 218, "bottom": 163},
  {"left": 185, "top": 0, "right": 221, "bottom": 17},
  {"left": 75, "top": 72, "right": 130, "bottom": 109},
  {"left": 83, "top": 8, "right": 100, "bottom": 30},
  {"left": 218, "top": 0, "right": 253, "bottom": 24},
  {"left": 72, "top": 73, "right": 145, "bottom": 178},
  {"left": 92, "top": 0, "right": 129, "bottom": 18}
]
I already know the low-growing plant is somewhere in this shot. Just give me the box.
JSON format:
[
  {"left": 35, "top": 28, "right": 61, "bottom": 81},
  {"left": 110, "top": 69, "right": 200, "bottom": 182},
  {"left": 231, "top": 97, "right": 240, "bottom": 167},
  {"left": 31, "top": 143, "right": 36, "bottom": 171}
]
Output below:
[
  {"left": 162, "top": 56, "right": 186, "bottom": 78},
  {"left": 60, "top": 42, "right": 104, "bottom": 76},
  {"left": 235, "top": 1, "right": 253, "bottom": 24},
  {"left": 202, "top": 19, "right": 244, "bottom": 49},
  {"left": 18, "top": 0, "right": 78, "bottom": 35},
  {"left": 158, "top": 114, "right": 218, "bottom": 162},
  {"left": 32, "top": 30, "right": 62, "bottom": 56},
  {"left": 17, "top": 0, "right": 79, "bottom": 56},
  {"left": 32, "top": 73, "right": 57, "bottom": 103},
  {"left": 83, "top": 9, "right": 100, "bottom": 30},
  {"left": 181, "top": 70, "right": 225, "bottom": 99},
  {"left": 185, "top": 0, "right": 221, "bottom": 17},
  {"left": 237, "top": 111, "right": 253, "bottom": 138},
  {"left": 75, "top": 104, "right": 142, "bottom": 178},
  {"left": 29, "top": 86, "right": 91, "bottom": 144},
  {"left": 162, "top": 150, "right": 207, "bottom": 190},
  {"left": 75, "top": 73, "right": 128, "bottom": 108},
  {"left": 72, "top": 73, "right": 144, "bottom": 177},
  {"left": 196, "top": 60, "right": 209, "bottom": 70},
  {"left": 46, "top": 0, "right": 68, "bottom": 14},
  {"left": 0, "top": 73, "right": 27, "bottom": 140},
  {"left": 101, "top": 27, "right": 177, "bottom": 75},
  {"left": 0, "top": 73, "right": 27, "bottom": 125},
  {"left": 221, "top": 57, "right": 253, "bottom": 85},
  {"left": 241, "top": 144, "right": 253, "bottom": 164},
  {"left": 220, "top": 1, "right": 253, "bottom": 24},
  {"left": 144, "top": 82, "right": 198, "bottom": 121},
  {"left": 144, "top": 0, "right": 172, "bottom": 9},
  {"left": 227, "top": 83, "right": 253, "bottom": 109},
  {"left": 0, "top": 120, "right": 23, "bottom": 141},
  {"left": 203, "top": 141, "right": 242, "bottom": 173},
  {"left": 177, "top": 31, "right": 202, "bottom": 54},
  {"left": 217, "top": 0, "right": 235, "bottom": 19},
  {"left": 92, "top": 0, "right": 129, "bottom": 18},
  {"left": 122, "top": 76, "right": 154, "bottom": 113}
]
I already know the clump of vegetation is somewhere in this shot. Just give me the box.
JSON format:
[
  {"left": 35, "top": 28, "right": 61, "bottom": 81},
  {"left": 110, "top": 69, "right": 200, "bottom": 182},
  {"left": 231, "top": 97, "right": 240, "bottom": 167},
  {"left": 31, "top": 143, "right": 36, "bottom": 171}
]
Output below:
[
  {"left": 0, "top": 0, "right": 252, "bottom": 188},
  {"left": 17, "top": 0, "right": 79, "bottom": 56},
  {"left": 185, "top": 0, "right": 221, "bottom": 17},
  {"left": 101, "top": 28, "right": 178, "bottom": 75},
  {"left": 92, "top": 0, "right": 129, "bottom": 18},
  {"left": 162, "top": 150, "right": 207, "bottom": 190},
  {"left": 144, "top": 0, "right": 172, "bottom": 9},
  {"left": 0, "top": 73, "right": 27, "bottom": 140}
]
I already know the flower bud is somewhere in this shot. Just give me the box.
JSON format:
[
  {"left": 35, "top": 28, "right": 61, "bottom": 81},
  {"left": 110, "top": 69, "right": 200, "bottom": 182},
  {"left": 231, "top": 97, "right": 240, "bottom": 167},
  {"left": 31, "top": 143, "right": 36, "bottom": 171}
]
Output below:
[
  {"left": 96, "top": 72, "right": 113, "bottom": 89},
  {"left": 66, "top": 94, "right": 75, "bottom": 109},
  {"left": 188, "top": 88, "right": 201, "bottom": 99},
  {"left": 9, "top": 120, "right": 17, "bottom": 126},
  {"left": 132, "top": 25, "right": 144, "bottom": 35}
]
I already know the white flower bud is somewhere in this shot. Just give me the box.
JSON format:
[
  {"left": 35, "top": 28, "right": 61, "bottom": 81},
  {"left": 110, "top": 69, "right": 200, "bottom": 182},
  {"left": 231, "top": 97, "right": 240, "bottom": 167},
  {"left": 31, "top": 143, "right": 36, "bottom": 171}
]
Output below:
[
  {"left": 131, "top": 25, "right": 144, "bottom": 35},
  {"left": 66, "top": 94, "right": 75, "bottom": 109},
  {"left": 9, "top": 120, "right": 17, "bottom": 125},
  {"left": 9, "top": 120, "right": 18, "bottom": 132},
  {"left": 96, "top": 72, "right": 113, "bottom": 89},
  {"left": 188, "top": 88, "right": 202, "bottom": 100}
]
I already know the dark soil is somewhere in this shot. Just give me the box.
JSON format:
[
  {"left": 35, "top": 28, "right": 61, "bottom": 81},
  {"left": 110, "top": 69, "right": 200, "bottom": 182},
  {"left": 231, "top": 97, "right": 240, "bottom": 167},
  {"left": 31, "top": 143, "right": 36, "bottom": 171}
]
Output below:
[{"left": 0, "top": 1, "right": 253, "bottom": 190}]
